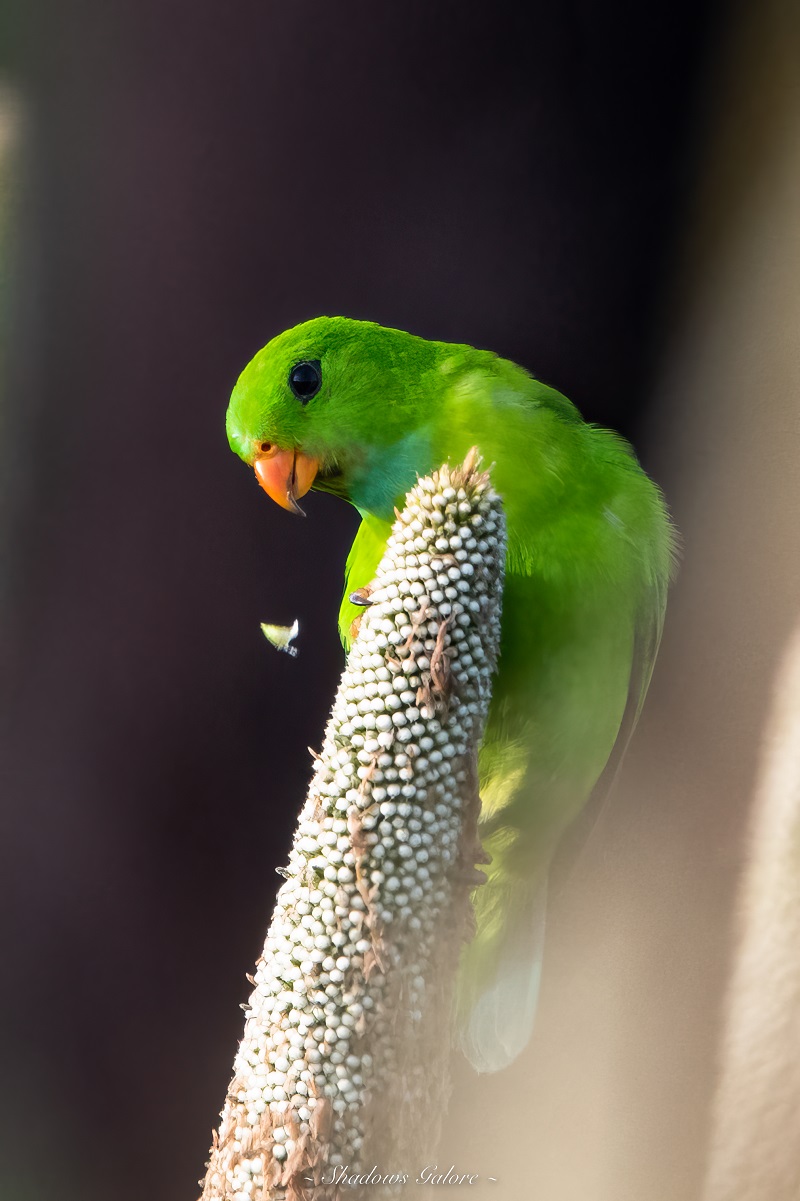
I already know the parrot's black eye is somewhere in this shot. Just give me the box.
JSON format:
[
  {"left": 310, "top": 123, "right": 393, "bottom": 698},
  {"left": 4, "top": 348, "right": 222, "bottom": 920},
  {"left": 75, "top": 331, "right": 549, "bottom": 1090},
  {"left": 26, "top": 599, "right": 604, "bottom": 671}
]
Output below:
[{"left": 288, "top": 360, "right": 322, "bottom": 403}]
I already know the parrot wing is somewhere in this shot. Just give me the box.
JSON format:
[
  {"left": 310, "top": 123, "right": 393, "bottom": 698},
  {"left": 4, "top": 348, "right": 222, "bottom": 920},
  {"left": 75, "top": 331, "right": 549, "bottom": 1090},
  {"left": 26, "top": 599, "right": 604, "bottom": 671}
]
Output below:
[
  {"left": 550, "top": 571, "right": 669, "bottom": 896},
  {"left": 457, "top": 574, "right": 669, "bottom": 1074}
]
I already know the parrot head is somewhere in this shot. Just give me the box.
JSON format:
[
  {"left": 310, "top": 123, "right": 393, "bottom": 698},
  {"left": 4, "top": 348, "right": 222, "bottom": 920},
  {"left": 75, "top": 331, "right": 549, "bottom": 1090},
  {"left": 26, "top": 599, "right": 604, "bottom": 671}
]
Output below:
[{"left": 226, "top": 316, "right": 461, "bottom": 519}]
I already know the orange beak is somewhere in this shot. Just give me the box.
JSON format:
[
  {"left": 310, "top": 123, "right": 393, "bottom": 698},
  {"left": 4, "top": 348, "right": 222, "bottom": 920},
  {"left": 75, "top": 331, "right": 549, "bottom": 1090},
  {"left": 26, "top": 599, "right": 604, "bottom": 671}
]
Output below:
[{"left": 253, "top": 445, "right": 320, "bottom": 516}]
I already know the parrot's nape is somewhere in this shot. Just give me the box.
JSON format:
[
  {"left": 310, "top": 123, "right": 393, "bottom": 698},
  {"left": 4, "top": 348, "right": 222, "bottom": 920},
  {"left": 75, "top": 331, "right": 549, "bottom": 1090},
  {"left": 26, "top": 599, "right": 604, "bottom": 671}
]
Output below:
[{"left": 227, "top": 316, "right": 676, "bottom": 1073}]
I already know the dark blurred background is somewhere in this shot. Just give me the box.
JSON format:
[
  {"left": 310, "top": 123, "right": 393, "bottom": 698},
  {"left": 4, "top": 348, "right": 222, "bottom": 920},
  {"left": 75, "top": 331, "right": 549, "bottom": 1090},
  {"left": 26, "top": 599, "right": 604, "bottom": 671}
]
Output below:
[{"left": 7, "top": 2, "right": 794, "bottom": 1198}]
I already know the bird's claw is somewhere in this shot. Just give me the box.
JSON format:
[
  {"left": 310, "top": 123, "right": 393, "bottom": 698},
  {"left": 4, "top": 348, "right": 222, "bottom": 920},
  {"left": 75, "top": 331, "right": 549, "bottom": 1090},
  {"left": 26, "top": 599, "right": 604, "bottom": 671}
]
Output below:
[{"left": 349, "top": 587, "right": 373, "bottom": 607}]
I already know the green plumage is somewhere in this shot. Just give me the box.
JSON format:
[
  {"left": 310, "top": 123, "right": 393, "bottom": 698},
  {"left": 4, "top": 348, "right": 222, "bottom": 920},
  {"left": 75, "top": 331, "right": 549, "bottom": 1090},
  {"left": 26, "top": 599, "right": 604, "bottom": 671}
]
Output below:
[{"left": 227, "top": 317, "right": 675, "bottom": 1072}]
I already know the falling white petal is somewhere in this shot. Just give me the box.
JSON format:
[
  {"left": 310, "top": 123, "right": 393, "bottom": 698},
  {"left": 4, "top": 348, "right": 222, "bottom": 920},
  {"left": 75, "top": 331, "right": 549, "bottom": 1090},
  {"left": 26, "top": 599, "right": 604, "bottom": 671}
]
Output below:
[{"left": 260, "top": 619, "right": 300, "bottom": 657}]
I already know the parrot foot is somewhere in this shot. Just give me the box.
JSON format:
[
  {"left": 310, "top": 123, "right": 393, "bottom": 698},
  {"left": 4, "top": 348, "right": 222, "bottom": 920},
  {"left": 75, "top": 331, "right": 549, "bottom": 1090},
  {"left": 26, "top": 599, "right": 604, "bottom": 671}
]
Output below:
[
  {"left": 348, "top": 585, "right": 375, "bottom": 640},
  {"left": 348, "top": 586, "right": 373, "bottom": 606}
]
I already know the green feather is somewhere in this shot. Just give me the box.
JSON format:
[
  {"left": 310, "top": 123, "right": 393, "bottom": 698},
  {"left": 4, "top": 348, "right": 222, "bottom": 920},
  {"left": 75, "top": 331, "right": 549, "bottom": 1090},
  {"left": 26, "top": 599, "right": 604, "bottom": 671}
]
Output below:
[{"left": 228, "top": 316, "right": 676, "bottom": 1072}]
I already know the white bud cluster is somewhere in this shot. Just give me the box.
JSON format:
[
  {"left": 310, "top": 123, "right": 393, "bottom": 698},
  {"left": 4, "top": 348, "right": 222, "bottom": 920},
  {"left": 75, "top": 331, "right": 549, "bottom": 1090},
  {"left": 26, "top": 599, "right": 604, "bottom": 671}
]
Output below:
[{"left": 202, "top": 452, "right": 505, "bottom": 1200}]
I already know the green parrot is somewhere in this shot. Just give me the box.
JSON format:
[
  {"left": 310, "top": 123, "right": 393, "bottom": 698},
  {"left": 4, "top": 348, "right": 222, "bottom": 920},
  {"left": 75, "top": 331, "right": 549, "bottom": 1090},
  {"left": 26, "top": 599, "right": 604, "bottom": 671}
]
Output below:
[{"left": 226, "top": 316, "right": 675, "bottom": 1073}]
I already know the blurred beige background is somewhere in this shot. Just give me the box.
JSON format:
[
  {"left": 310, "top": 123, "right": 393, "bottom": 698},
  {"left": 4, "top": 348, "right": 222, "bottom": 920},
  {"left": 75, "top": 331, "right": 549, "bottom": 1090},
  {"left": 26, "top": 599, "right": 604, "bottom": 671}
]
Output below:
[{"left": 441, "top": 2, "right": 800, "bottom": 1198}]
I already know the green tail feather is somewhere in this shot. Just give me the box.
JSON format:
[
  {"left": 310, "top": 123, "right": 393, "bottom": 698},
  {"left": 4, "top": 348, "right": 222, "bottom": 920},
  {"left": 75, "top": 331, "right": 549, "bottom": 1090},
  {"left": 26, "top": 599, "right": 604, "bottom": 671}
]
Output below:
[{"left": 455, "top": 871, "right": 548, "bottom": 1074}]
